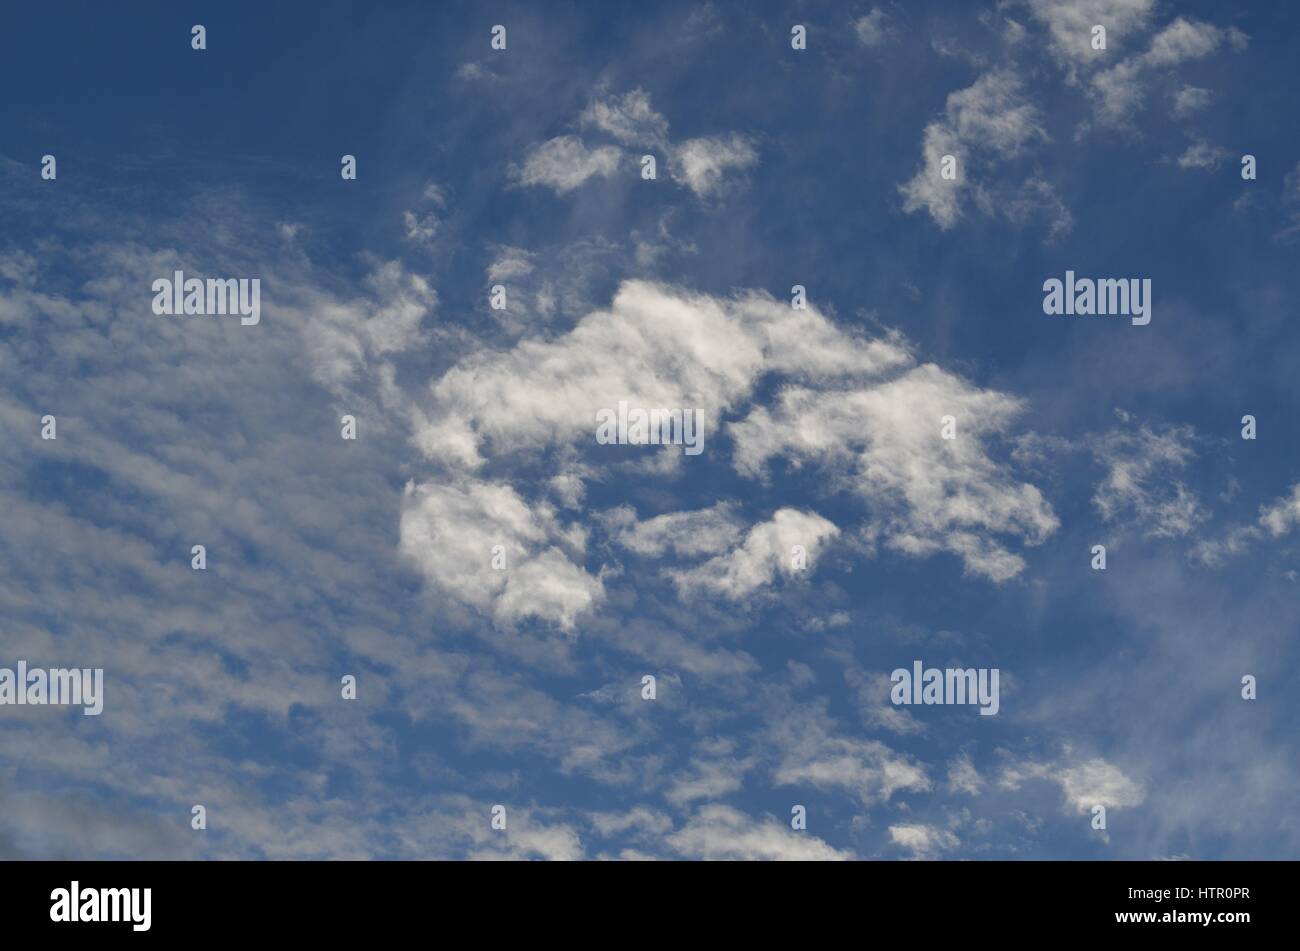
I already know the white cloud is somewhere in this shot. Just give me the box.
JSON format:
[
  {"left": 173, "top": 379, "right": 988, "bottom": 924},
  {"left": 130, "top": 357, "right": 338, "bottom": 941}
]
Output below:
[
  {"left": 941, "top": 73, "right": 1046, "bottom": 156},
  {"left": 582, "top": 88, "right": 670, "bottom": 147},
  {"left": 1260, "top": 483, "right": 1300, "bottom": 537},
  {"left": 548, "top": 470, "right": 587, "bottom": 509},
  {"left": 1278, "top": 161, "right": 1300, "bottom": 241},
  {"left": 525, "top": 90, "right": 758, "bottom": 200},
  {"left": 1194, "top": 483, "right": 1300, "bottom": 565},
  {"left": 731, "top": 364, "right": 1058, "bottom": 582},
  {"left": 401, "top": 183, "right": 447, "bottom": 245},
  {"left": 437, "top": 801, "right": 586, "bottom": 860},
  {"left": 900, "top": 71, "right": 1048, "bottom": 230},
  {"left": 1177, "top": 140, "right": 1229, "bottom": 171},
  {"left": 1000, "top": 177, "right": 1074, "bottom": 239},
  {"left": 516, "top": 135, "right": 622, "bottom": 193},
  {"left": 1020, "top": 5, "right": 1245, "bottom": 127},
  {"left": 1091, "top": 420, "right": 1205, "bottom": 538},
  {"left": 0, "top": 228, "right": 659, "bottom": 857},
  {"left": 589, "top": 807, "right": 673, "bottom": 839},
  {"left": 665, "top": 756, "right": 754, "bottom": 806},
  {"left": 666, "top": 805, "right": 852, "bottom": 860},
  {"left": 398, "top": 479, "right": 602, "bottom": 632},
  {"left": 480, "top": 822, "right": 585, "bottom": 861},
  {"left": 947, "top": 753, "right": 985, "bottom": 795},
  {"left": 1000, "top": 755, "right": 1145, "bottom": 814},
  {"left": 901, "top": 123, "right": 962, "bottom": 229},
  {"left": 768, "top": 705, "right": 930, "bottom": 807},
  {"left": 411, "top": 279, "right": 1053, "bottom": 619},
  {"left": 1091, "top": 18, "right": 1240, "bottom": 126},
  {"left": 667, "top": 508, "right": 839, "bottom": 599},
  {"left": 403, "top": 210, "right": 438, "bottom": 244},
  {"left": 414, "top": 279, "right": 910, "bottom": 472},
  {"left": 670, "top": 134, "right": 758, "bottom": 197},
  {"left": 1171, "top": 85, "right": 1212, "bottom": 118},
  {"left": 855, "top": 668, "right": 926, "bottom": 735},
  {"left": 854, "top": 9, "right": 896, "bottom": 48},
  {"left": 889, "top": 823, "right": 960, "bottom": 858},
  {"left": 1058, "top": 759, "right": 1147, "bottom": 813},
  {"left": 603, "top": 502, "right": 744, "bottom": 558},
  {"left": 487, "top": 245, "right": 535, "bottom": 282},
  {"left": 456, "top": 61, "right": 500, "bottom": 84},
  {"left": 1025, "top": 0, "right": 1157, "bottom": 68},
  {"left": 1144, "top": 17, "right": 1228, "bottom": 67},
  {"left": 293, "top": 261, "right": 436, "bottom": 397}
]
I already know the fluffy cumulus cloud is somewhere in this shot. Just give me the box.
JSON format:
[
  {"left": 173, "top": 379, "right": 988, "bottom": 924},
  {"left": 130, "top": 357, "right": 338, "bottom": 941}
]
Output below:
[
  {"left": 1000, "top": 755, "right": 1146, "bottom": 814},
  {"left": 409, "top": 278, "right": 1055, "bottom": 618},
  {"left": 1056, "top": 759, "right": 1147, "bottom": 813},
  {"left": 900, "top": 71, "right": 1052, "bottom": 231},
  {"left": 398, "top": 480, "right": 602, "bottom": 632},
  {"left": 732, "top": 365, "right": 1058, "bottom": 581},
  {"left": 413, "top": 279, "right": 911, "bottom": 470}
]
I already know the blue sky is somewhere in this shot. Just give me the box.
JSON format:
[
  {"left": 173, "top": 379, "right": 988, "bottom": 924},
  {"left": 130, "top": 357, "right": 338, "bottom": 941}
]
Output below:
[{"left": 1, "top": 0, "right": 1298, "bottom": 859}]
